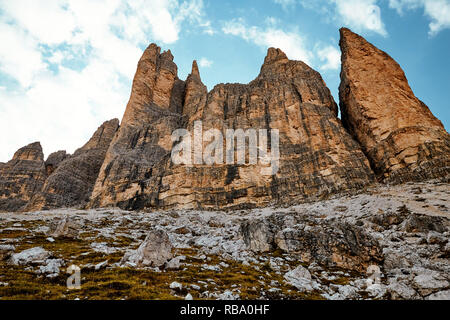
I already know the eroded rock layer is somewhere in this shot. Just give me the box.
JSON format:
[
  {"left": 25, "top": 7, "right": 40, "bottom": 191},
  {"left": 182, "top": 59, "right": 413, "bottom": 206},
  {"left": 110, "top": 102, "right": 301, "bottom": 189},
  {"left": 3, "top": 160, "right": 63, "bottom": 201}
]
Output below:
[
  {"left": 26, "top": 119, "right": 119, "bottom": 211},
  {"left": 0, "top": 142, "right": 47, "bottom": 212},
  {"left": 339, "top": 28, "right": 450, "bottom": 183},
  {"left": 90, "top": 44, "right": 374, "bottom": 210}
]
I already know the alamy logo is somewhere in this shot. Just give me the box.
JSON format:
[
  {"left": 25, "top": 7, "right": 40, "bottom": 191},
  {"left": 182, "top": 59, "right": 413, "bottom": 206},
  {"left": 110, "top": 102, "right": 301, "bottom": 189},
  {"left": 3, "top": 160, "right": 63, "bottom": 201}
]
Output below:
[
  {"left": 67, "top": 264, "right": 81, "bottom": 290},
  {"left": 171, "top": 121, "right": 280, "bottom": 175}
]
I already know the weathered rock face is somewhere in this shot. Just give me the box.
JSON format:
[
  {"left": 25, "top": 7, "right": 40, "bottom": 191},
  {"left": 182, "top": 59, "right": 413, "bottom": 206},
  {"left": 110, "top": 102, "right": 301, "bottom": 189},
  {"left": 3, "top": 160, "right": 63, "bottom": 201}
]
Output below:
[
  {"left": 90, "top": 45, "right": 185, "bottom": 209},
  {"left": 26, "top": 119, "right": 119, "bottom": 211},
  {"left": 0, "top": 142, "right": 47, "bottom": 212},
  {"left": 45, "top": 151, "right": 69, "bottom": 176},
  {"left": 339, "top": 28, "right": 450, "bottom": 183},
  {"left": 91, "top": 44, "right": 374, "bottom": 210}
]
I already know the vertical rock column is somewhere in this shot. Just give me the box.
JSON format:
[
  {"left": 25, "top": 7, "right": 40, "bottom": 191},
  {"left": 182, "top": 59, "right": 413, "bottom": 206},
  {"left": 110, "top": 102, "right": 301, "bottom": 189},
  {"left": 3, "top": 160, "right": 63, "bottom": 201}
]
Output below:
[{"left": 90, "top": 44, "right": 186, "bottom": 209}]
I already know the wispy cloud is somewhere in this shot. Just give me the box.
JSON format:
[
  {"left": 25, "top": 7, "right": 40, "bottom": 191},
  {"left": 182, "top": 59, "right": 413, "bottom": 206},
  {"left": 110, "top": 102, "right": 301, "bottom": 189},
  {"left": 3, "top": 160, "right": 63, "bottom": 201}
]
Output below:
[
  {"left": 273, "top": 0, "right": 297, "bottom": 10},
  {"left": 389, "top": 0, "right": 450, "bottom": 36},
  {"left": 297, "top": 0, "right": 387, "bottom": 36},
  {"left": 222, "top": 18, "right": 313, "bottom": 64},
  {"left": 317, "top": 45, "right": 341, "bottom": 70},
  {"left": 332, "top": 0, "right": 387, "bottom": 36},
  {"left": 198, "top": 58, "right": 213, "bottom": 68},
  {"left": 0, "top": 0, "right": 211, "bottom": 162},
  {"left": 222, "top": 18, "right": 342, "bottom": 72}
]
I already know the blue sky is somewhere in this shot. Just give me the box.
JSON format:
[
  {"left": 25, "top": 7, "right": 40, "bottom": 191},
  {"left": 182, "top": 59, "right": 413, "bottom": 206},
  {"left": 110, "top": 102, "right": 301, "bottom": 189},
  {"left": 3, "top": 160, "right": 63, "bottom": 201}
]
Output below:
[{"left": 0, "top": 0, "right": 449, "bottom": 162}]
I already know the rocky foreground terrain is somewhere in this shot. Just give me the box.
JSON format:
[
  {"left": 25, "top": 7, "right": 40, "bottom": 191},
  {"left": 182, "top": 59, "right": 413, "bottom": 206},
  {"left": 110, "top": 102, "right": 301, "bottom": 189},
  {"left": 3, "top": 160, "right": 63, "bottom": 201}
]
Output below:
[{"left": 0, "top": 181, "right": 448, "bottom": 300}]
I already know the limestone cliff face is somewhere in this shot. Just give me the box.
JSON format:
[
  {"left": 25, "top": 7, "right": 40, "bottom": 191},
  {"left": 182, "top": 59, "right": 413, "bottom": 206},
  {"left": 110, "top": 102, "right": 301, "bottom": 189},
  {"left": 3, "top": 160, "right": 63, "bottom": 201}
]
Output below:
[
  {"left": 26, "top": 119, "right": 119, "bottom": 211},
  {"left": 90, "top": 44, "right": 374, "bottom": 210},
  {"left": 339, "top": 28, "right": 450, "bottom": 183},
  {"left": 0, "top": 142, "right": 47, "bottom": 212}
]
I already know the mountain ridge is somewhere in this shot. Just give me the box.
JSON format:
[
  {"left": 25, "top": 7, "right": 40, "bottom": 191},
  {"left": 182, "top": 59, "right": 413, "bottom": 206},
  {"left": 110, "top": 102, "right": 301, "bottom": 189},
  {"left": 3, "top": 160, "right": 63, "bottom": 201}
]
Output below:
[{"left": 0, "top": 28, "right": 448, "bottom": 212}]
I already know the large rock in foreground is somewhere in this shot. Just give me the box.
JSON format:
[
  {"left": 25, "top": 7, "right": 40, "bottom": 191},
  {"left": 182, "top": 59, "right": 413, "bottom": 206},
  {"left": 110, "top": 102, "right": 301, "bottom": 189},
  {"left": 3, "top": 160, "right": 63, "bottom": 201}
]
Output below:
[
  {"left": 121, "top": 229, "right": 173, "bottom": 267},
  {"left": 26, "top": 119, "right": 119, "bottom": 211},
  {"left": 339, "top": 28, "right": 450, "bottom": 183},
  {"left": 0, "top": 142, "right": 47, "bottom": 212},
  {"left": 240, "top": 214, "right": 384, "bottom": 272}
]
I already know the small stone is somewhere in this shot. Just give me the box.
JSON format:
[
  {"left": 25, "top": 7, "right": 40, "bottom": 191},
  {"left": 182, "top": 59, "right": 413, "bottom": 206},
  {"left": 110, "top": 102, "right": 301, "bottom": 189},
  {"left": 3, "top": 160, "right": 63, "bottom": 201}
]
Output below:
[
  {"left": 283, "top": 265, "right": 313, "bottom": 292},
  {"left": 338, "top": 285, "right": 359, "bottom": 299},
  {"left": 413, "top": 270, "right": 449, "bottom": 296},
  {"left": 388, "top": 281, "right": 417, "bottom": 300},
  {"left": 166, "top": 256, "right": 186, "bottom": 270},
  {"left": 94, "top": 260, "right": 108, "bottom": 271},
  {"left": 0, "top": 244, "right": 15, "bottom": 261},
  {"left": 426, "top": 290, "right": 450, "bottom": 300},
  {"left": 38, "top": 259, "right": 64, "bottom": 278},
  {"left": 48, "top": 217, "right": 80, "bottom": 239},
  {"left": 9, "top": 247, "right": 50, "bottom": 266},
  {"left": 216, "top": 290, "right": 239, "bottom": 300},
  {"left": 170, "top": 281, "right": 183, "bottom": 293},
  {"left": 366, "top": 284, "right": 387, "bottom": 299}
]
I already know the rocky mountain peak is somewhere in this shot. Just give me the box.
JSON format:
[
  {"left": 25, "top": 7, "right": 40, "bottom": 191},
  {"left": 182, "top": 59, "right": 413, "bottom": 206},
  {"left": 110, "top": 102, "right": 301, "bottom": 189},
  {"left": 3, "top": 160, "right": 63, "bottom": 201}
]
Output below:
[
  {"left": 12, "top": 142, "right": 44, "bottom": 162},
  {"left": 191, "top": 60, "right": 200, "bottom": 78},
  {"left": 264, "top": 47, "right": 288, "bottom": 65},
  {"left": 339, "top": 28, "right": 449, "bottom": 183},
  {"left": 26, "top": 118, "right": 120, "bottom": 211},
  {"left": 161, "top": 49, "right": 174, "bottom": 61},
  {"left": 76, "top": 118, "right": 120, "bottom": 154}
]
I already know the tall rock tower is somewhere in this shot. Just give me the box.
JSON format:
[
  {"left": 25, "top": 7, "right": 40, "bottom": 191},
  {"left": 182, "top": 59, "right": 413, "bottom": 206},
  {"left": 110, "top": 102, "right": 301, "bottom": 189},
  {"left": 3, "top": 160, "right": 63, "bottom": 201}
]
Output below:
[{"left": 339, "top": 28, "right": 450, "bottom": 183}]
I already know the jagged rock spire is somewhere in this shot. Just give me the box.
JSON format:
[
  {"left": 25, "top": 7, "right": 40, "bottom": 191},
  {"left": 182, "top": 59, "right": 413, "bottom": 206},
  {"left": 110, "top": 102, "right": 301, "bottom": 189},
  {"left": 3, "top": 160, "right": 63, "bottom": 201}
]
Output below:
[
  {"left": 264, "top": 47, "right": 288, "bottom": 65},
  {"left": 191, "top": 60, "right": 200, "bottom": 77},
  {"left": 339, "top": 27, "right": 450, "bottom": 183},
  {"left": 12, "top": 142, "right": 44, "bottom": 161},
  {"left": 26, "top": 119, "right": 120, "bottom": 211}
]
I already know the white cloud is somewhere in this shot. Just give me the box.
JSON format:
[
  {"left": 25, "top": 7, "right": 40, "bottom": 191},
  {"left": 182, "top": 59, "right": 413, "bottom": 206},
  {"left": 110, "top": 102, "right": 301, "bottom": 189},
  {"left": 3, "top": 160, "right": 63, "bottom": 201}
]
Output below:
[
  {"left": 1, "top": 0, "right": 76, "bottom": 45},
  {"left": 389, "top": 0, "right": 450, "bottom": 35},
  {"left": 317, "top": 45, "right": 341, "bottom": 70},
  {"left": 298, "top": 0, "right": 387, "bottom": 36},
  {"left": 222, "top": 18, "right": 343, "bottom": 74},
  {"left": 198, "top": 58, "right": 213, "bottom": 68},
  {"left": 0, "top": 23, "right": 46, "bottom": 88},
  {"left": 0, "top": 0, "right": 211, "bottom": 162},
  {"left": 273, "top": 0, "right": 297, "bottom": 10},
  {"left": 222, "top": 19, "right": 313, "bottom": 64}
]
